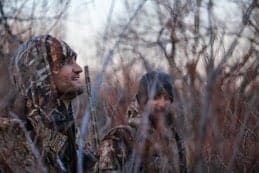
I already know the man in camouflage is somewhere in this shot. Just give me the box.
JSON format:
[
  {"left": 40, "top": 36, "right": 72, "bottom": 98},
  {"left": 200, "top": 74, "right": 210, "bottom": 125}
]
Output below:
[
  {"left": 98, "top": 71, "right": 188, "bottom": 173},
  {"left": 0, "top": 35, "right": 96, "bottom": 172}
]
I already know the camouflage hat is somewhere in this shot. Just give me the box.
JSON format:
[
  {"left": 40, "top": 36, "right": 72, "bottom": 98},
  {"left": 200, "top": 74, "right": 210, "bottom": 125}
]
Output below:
[
  {"left": 136, "top": 71, "right": 174, "bottom": 106},
  {"left": 9, "top": 35, "right": 77, "bottom": 116}
]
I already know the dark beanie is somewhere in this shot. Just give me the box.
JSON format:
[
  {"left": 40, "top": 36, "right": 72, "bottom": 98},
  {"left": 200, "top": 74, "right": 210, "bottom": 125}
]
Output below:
[{"left": 136, "top": 71, "right": 174, "bottom": 105}]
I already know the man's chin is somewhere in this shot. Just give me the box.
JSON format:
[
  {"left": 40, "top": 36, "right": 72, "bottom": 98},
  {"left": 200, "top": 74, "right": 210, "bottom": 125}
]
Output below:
[
  {"left": 149, "top": 110, "right": 169, "bottom": 121},
  {"left": 61, "top": 88, "right": 84, "bottom": 100},
  {"left": 75, "top": 87, "right": 84, "bottom": 95}
]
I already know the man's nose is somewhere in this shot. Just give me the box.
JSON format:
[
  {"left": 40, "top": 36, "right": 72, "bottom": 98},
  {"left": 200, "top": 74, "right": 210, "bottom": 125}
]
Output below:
[
  {"left": 73, "top": 63, "right": 83, "bottom": 73},
  {"left": 156, "top": 98, "right": 168, "bottom": 107}
]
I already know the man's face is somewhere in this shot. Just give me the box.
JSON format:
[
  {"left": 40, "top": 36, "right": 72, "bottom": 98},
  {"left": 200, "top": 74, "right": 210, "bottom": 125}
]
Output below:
[
  {"left": 150, "top": 94, "right": 171, "bottom": 113},
  {"left": 148, "top": 93, "right": 172, "bottom": 126},
  {"left": 53, "top": 57, "right": 84, "bottom": 99}
]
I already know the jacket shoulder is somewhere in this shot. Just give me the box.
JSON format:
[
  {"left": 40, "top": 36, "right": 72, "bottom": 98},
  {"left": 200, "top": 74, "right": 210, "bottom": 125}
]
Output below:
[
  {"left": 98, "top": 125, "right": 134, "bottom": 171},
  {"left": 0, "top": 118, "right": 39, "bottom": 172}
]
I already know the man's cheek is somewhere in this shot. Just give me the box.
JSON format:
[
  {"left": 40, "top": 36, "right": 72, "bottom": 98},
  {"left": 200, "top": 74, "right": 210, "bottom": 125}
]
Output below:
[{"left": 61, "top": 76, "right": 71, "bottom": 85}]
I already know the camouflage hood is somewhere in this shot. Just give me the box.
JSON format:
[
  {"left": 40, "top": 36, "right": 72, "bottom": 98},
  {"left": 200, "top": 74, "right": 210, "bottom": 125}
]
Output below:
[
  {"left": 8, "top": 36, "right": 78, "bottom": 171},
  {"left": 9, "top": 35, "right": 77, "bottom": 118}
]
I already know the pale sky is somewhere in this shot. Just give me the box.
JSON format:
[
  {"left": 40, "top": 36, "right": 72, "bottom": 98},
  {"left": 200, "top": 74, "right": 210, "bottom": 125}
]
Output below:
[
  {"left": 63, "top": 0, "right": 242, "bottom": 70},
  {"left": 65, "top": 0, "right": 124, "bottom": 68}
]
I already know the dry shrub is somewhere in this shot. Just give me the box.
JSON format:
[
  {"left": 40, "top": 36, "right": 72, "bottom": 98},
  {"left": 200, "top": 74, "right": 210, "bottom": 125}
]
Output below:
[{"left": 182, "top": 49, "right": 259, "bottom": 172}]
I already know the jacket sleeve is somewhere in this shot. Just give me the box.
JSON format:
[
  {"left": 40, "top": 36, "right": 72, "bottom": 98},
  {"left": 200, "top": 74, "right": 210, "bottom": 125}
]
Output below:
[
  {"left": 26, "top": 108, "right": 68, "bottom": 170},
  {"left": 98, "top": 139, "right": 120, "bottom": 171},
  {"left": 98, "top": 126, "right": 134, "bottom": 172},
  {"left": 0, "top": 118, "right": 39, "bottom": 172}
]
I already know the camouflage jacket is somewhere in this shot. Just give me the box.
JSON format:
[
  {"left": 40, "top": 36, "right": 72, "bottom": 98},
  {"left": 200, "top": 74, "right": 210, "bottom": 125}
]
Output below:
[
  {"left": 0, "top": 105, "right": 97, "bottom": 173},
  {"left": 0, "top": 35, "right": 95, "bottom": 173},
  {"left": 0, "top": 106, "right": 77, "bottom": 173},
  {"left": 98, "top": 98, "right": 188, "bottom": 173},
  {"left": 0, "top": 118, "right": 39, "bottom": 173}
]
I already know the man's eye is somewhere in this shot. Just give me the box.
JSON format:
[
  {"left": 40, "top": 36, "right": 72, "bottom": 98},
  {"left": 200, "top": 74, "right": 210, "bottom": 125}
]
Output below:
[
  {"left": 164, "top": 95, "right": 170, "bottom": 100},
  {"left": 64, "top": 58, "right": 73, "bottom": 65},
  {"left": 154, "top": 95, "right": 160, "bottom": 100},
  {"left": 154, "top": 94, "right": 170, "bottom": 101}
]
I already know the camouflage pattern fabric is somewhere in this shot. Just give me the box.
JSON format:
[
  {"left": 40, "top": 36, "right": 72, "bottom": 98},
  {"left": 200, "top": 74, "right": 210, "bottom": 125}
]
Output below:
[
  {"left": 3, "top": 35, "right": 79, "bottom": 172},
  {"left": 127, "top": 97, "right": 141, "bottom": 131},
  {"left": 0, "top": 118, "right": 41, "bottom": 173},
  {"left": 98, "top": 125, "right": 134, "bottom": 171},
  {"left": 98, "top": 97, "right": 188, "bottom": 173}
]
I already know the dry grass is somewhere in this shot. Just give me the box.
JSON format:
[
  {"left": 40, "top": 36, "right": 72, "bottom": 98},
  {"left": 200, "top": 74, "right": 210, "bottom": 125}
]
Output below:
[{"left": 77, "top": 48, "right": 259, "bottom": 172}]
